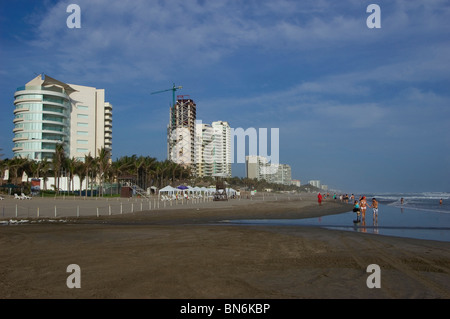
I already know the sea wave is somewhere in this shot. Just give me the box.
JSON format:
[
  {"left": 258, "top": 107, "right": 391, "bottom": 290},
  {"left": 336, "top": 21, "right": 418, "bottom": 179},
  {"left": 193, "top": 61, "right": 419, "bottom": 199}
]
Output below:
[
  {"left": 366, "top": 192, "right": 450, "bottom": 214},
  {"left": 372, "top": 192, "right": 450, "bottom": 201}
]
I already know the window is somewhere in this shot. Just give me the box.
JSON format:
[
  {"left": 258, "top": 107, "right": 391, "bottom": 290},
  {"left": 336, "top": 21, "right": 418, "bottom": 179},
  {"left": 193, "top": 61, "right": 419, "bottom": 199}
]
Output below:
[
  {"left": 77, "top": 148, "right": 89, "bottom": 153},
  {"left": 77, "top": 122, "right": 88, "bottom": 127},
  {"left": 77, "top": 131, "right": 88, "bottom": 136},
  {"left": 77, "top": 140, "right": 88, "bottom": 144},
  {"left": 77, "top": 114, "right": 88, "bottom": 119},
  {"left": 77, "top": 105, "right": 89, "bottom": 110}
]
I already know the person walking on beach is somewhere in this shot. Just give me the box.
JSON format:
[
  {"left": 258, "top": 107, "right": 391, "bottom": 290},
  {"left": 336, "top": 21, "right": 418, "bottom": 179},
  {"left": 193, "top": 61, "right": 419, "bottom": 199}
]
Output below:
[
  {"left": 440, "top": 198, "right": 443, "bottom": 205},
  {"left": 353, "top": 200, "right": 361, "bottom": 222},
  {"left": 360, "top": 196, "right": 367, "bottom": 219},
  {"left": 318, "top": 192, "right": 323, "bottom": 206},
  {"left": 368, "top": 197, "right": 379, "bottom": 223}
]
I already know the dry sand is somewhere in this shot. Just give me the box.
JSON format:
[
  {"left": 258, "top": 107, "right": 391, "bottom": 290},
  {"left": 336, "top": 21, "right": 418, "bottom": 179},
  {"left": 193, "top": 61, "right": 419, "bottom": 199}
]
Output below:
[{"left": 0, "top": 194, "right": 449, "bottom": 299}]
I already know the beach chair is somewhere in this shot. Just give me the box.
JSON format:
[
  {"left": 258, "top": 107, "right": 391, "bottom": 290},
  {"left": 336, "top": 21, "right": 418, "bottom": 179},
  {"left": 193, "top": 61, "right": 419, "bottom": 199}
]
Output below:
[
  {"left": 14, "top": 193, "right": 23, "bottom": 200},
  {"left": 21, "top": 193, "right": 31, "bottom": 199}
]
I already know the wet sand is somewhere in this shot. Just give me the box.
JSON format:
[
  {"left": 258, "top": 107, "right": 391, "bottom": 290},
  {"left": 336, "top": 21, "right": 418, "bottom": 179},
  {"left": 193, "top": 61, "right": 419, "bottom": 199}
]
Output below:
[{"left": 0, "top": 195, "right": 449, "bottom": 299}]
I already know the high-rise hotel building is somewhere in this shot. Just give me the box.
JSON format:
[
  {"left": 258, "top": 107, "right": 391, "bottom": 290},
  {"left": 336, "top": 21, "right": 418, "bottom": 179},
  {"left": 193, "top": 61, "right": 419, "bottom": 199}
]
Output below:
[
  {"left": 167, "top": 95, "right": 231, "bottom": 177},
  {"left": 195, "top": 120, "right": 232, "bottom": 178},
  {"left": 13, "top": 74, "right": 112, "bottom": 161}
]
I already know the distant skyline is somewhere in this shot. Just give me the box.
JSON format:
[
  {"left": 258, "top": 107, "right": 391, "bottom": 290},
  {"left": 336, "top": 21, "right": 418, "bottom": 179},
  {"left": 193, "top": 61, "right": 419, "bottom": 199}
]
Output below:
[{"left": 1, "top": 0, "right": 449, "bottom": 193}]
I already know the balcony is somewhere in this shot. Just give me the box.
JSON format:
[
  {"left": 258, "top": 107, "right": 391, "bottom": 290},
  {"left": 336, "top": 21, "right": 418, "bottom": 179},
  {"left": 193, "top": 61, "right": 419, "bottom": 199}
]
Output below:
[
  {"left": 12, "top": 136, "right": 28, "bottom": 142},
  {"left": 13, "top": 106, "right": 29, "bottom": 114},
  {"left": 15, "top": 89, "right": 69, "bottom": 104},
  {"left": 14, "top": 97, "right": 41, "bottom": 104}
]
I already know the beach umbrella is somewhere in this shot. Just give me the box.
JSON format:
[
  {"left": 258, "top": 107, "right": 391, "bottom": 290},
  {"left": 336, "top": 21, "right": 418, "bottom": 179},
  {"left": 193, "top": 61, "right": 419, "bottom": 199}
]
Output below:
[{"left": 177, "top": 185, "right": 188, "bottom": 190}]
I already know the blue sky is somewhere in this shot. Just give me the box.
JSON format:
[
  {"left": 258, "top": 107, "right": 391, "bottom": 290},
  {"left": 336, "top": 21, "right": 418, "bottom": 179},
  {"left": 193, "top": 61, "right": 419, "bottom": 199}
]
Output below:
[{"left": 1, "top": 0, "right": 449, "bottom": 193}]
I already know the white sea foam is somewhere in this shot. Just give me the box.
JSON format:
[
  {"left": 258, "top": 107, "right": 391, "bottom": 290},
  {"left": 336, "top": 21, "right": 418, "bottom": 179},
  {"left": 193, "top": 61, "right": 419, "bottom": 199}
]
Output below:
[{"left": 369, "top": 192, "right": 450, "bottom": 214}]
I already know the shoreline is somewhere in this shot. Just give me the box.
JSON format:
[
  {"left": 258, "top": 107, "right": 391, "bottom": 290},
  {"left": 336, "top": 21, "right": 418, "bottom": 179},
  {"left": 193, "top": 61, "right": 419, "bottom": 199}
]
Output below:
[{"left": 0, "top": 195, "right": 449, "bottom": 299}]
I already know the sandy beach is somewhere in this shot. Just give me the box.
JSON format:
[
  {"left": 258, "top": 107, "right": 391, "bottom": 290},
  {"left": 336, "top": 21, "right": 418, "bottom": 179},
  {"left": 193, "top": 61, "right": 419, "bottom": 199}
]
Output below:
[{"left": 0, "top": 194, "right": 449, "bottom": 299}]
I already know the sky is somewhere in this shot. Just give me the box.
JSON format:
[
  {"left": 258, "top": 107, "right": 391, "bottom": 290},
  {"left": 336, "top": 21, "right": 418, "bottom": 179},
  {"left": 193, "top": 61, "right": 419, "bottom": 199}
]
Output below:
[{"left": 1, "top": 0, "right": 449, "bottom": 194}]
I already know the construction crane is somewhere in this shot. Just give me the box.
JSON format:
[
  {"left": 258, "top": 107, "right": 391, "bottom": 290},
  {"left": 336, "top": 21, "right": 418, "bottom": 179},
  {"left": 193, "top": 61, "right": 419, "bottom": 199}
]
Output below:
[{"left": 151, "top": 83, "right": 182, "bottom": 107}]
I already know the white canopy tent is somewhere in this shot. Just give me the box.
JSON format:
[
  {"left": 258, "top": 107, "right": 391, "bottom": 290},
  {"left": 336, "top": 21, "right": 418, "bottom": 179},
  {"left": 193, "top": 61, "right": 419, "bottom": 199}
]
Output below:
[
  {"left": 159, "top": 185, "right": 178, "bottom": 196},
  {"left": 226, "top": 188, "right": 237, "bottom": 196}
]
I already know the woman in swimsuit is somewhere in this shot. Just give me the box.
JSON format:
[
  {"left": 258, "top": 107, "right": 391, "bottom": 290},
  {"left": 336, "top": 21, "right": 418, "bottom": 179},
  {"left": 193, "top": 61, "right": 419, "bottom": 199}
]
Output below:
[{"left": 360, "top": 196, "right": 367, "bottom": 219}]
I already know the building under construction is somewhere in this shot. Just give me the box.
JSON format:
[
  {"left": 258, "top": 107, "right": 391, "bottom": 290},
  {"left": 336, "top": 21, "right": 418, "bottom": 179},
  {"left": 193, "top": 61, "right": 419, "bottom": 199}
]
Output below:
[{"left": 167, "top": 95, "right": 197, "bottom": 171}]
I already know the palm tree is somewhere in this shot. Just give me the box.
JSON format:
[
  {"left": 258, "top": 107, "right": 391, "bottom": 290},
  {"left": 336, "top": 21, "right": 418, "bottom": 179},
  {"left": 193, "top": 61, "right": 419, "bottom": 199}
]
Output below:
[
  {"left": 40, "top": 158, "right": 51, "bottom": 191},
  {"left": 52, "top": 143, "right": 66, "bottom": 194},
  {"left": 66, "top": 157, "right": 79, "bottom": 195},
  {"left": 155, "top": 161, "right": 168, "bottom": 188},
  {"left": 75, "top": 160, "right": 86, "bottom": 196},
  {"left": 8, "top": 157, "right": 27, "bottom": 185},
  {"left": 29, "top": 160, "right": 40, "bottom": 179},
  {"left": 0, "top": 157, "right": 5, "bottom": 187},
  {"left": 97, "top": 147, "right": 111, "bottom": 196},
  {"left": 134, "top": 155, "right": 146, "bottom": 188},
  {"left": 168, "top": 161, "right": 178, "bottom": 184},
  {"left": 143, "top": 156, "right": 157, "bottom": 189},
  {"left": 84, "top": 153, "right": 95, "bottom": 198},
  {"left": 111, "top": 156, "right": 132, "bottom": 183},
  {"left": 160, "top": 160, "right": 173, "bottom": 187},
  {"left": 0, "top": 148, "right": 4, "bottom": 186}
]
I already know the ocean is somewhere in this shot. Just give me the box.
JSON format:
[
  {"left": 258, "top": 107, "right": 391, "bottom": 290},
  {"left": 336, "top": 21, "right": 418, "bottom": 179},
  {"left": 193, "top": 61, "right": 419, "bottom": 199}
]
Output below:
[{"left": 227, "top": 192, "right": 450, "bottom": 242}]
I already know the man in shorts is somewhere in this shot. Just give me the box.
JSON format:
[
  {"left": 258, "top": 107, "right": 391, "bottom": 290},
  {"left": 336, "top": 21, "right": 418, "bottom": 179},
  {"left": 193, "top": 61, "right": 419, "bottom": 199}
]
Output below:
[{"left": 369, "top": 197, "right": 379, "bottom": 222}]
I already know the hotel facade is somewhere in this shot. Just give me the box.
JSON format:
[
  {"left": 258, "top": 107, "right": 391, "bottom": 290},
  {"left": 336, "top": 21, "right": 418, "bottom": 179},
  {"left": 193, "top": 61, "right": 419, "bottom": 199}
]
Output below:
[
  {"left": 167, "top": 95, "right": 232, "bottom": 178},
  {"left": 13, "top": 74, "right": 112, "bottom": 161},
  {"left": 195, "top": 120, "right": 232, "bottom": 178}
]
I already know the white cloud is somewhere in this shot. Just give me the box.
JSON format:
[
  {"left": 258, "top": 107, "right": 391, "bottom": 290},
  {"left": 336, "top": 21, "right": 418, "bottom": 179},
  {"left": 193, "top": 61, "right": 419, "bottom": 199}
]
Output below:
[{"left": 21, "top": 0, "right": 448, "bottom": 87}]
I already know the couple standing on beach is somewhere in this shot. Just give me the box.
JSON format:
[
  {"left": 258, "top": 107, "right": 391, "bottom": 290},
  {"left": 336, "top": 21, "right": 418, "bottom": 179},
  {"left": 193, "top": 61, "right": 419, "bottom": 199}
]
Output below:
[{"left": 353, "top": 196, "right": 378, "bottom": 222}]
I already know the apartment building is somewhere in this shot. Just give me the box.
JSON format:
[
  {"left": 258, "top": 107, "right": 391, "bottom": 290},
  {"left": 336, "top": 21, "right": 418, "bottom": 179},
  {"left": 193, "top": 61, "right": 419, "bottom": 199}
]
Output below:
[{"left": 13, "top": 74, "right": 112, "bottom": 161}]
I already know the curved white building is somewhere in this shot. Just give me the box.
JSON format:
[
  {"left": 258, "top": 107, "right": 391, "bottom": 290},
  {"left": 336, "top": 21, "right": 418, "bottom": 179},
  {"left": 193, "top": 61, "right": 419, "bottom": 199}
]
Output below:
[
  {"left": 13, "top": 76, "right": 73, "bottom": 160},
  {"left": 13, "top": 74, "right": 112, "bottom": 161}
]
